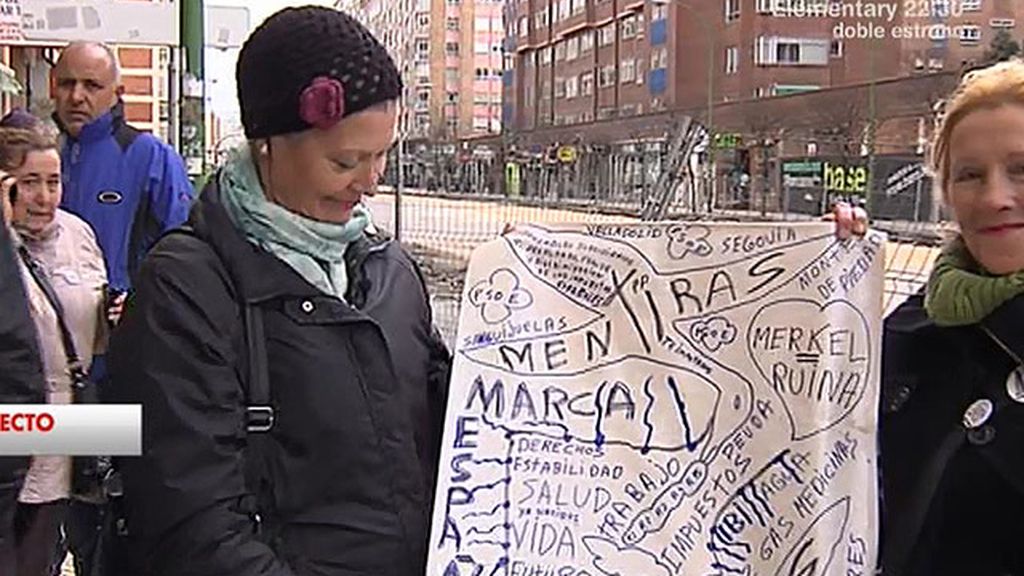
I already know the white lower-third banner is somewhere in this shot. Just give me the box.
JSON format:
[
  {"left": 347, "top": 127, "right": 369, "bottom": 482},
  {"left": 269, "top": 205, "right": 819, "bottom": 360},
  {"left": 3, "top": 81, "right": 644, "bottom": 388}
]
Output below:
[{"left": 0, "top": 405, "right": 141, "bottom": 456}]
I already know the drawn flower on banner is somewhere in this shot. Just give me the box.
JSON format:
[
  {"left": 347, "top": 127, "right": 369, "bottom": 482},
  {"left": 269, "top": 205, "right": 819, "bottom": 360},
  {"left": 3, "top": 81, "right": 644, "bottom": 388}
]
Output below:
[
  {"left": 690, "top": 317, "right": 738, "bottom": 353},
  {"left": 468, "top": 268, "right": 534, "bottom": 324},
  {"left": 299, "top": 76, "right": 345, "bottom": 130},
  {"left": 667, "top": 224, "right": 713, "bottom": 259}
]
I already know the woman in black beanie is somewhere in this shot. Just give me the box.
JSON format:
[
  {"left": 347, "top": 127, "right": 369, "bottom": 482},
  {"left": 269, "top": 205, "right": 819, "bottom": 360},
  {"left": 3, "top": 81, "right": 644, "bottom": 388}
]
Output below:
[{"left": 105, "top": 6, "right": 451, "bottom": 576}]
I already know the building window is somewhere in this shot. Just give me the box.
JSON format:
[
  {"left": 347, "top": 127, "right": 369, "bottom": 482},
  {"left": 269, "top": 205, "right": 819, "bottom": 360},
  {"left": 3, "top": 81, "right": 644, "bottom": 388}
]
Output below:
[
  {"left": 445, "top": 67, "right": 459, "bottom": 85},
  {"left": 777, "top": 42, "right": 799, "bottom": 63},
  {"left": 600, "top": 23, "right": 616, "bottom": 46},
  {"left": 650, "top": 47, "right": 668, "bottom": 69},
  {"left": 416, "top": 13, "right": 429, "bottom": 27},
  {"left": 475, "top": 17, "right": 491, "bottom": 31},
  {"left": 621, "top": 15, "right": 638, "bottom": 39},
  {"left": 990, "top": 18, "right": 1016, "bottom": 29},
  {"left": 446, "top": 91, "right": 459, "bottom": 103},
  {"left": 559, "top": 0, "right": 571, "bottom": 21},
  {"left": 566, "top": 75, "right": 579, "bottom": 98},
  {"left": 519, "top": 16, "right": 528, "bottom": 35},
  {"left": 725, "top": 0, "right": 740, "bottom": 21},
  {"left": 555, "top": 77, "right": 566, "bottom": 98},
  {"left": 756, "top": 36, "right": 829, "bottom": 65},
  {"left": 581, "top": 30, "right": 595, "bottom": 52},
  {"left": 446, "top": 0, "right": 459, "bottom": 5},
  {"left": 830, "top": 39, "right": 843, "bottom": 57},
  {"left": 599, "top": 65, "right": 616, "bottom": 87},
  {"left": 415, "top": 63, "right": 431, "bottom": 83},
  {"left": 540, "top": 46, "right": 553, "bottom": 65},
  {"left": 446, "top": 42, "right": 460, "bottom": 55},
  {"left": 959, "top": 0, "right": 981, "bottom": 11},
  {"left": 534, "top": 8, "right": 548, "bottom": 29},
  {"left": 572, "top": 0, "right": 585, "bottom": 16},
  {"left": 621, "top": 58, "right": 636, "bottom": 83},
  {"left": 416, "top": 39, "right": 430, "bottom": 55},
  {"left": 447, "top": 17, "right": 459, "bottom": 30},
  {"left": 566, "top": 36, "right": 580, "bottom": 60},
  {"left": 725, "top": 46, "right": 738, "bottom": 74},
  {"left": 554, "top": 40, "right": 566, "bottom": 60},
  {"left": 581, "top": 71, "right": 594, "bottom": 95},
  {"left": 652, "top": 3, "right": 668, "bottom": 20},
  {"left": 957, "top": 25, "right": 981, "bottom": 43},
  {"left": 476, "top": 41, "right": 490, "bottom": 54},
  {"left": 415, "top": 89, "right": 430, "bottom": 111}
]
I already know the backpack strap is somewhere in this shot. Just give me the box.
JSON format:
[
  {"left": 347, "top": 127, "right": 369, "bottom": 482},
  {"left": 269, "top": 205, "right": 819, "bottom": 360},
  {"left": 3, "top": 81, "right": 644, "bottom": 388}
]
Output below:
[
  {"left": 166, "top": 225, "right": 274, "bottom": 434},
  {"left": 164, "top": 226, "right": 277, "bottom": 537},
  {"left": 243, "top": 303, "right": 273, "bottom": 432},
  {"left": 16, "top": 244, "right": 91, "bottom": 392}
]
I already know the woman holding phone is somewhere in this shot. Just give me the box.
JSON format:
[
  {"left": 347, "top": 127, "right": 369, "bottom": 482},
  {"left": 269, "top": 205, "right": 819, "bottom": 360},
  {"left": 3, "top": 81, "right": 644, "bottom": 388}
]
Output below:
[{"left": 0, "top": 109, "right": 121, "bottom": 576}]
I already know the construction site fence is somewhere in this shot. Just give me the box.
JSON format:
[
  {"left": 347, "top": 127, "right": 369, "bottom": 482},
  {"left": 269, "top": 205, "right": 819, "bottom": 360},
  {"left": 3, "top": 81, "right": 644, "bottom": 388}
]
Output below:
[{"left": 373, "top": 147, "right": 948, "bottom": 347}]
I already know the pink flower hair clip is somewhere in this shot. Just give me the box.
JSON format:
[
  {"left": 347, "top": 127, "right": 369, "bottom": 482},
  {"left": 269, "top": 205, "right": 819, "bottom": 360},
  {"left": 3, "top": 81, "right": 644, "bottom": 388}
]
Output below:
[{"left": 299, "top": 76, "right": 345, "bottom": 130}]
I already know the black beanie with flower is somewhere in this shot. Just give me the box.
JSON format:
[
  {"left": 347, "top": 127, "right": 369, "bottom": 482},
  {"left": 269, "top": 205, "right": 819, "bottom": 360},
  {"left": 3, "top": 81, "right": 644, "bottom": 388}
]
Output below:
[{"left": 236, "top": 5, "right": 403, "bottom": 139}]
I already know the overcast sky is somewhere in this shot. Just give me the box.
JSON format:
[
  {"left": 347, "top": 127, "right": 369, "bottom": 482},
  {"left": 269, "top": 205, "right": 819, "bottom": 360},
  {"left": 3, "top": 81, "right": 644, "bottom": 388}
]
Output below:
[{"left": 205, "top": 0, "right": 338, "bottom": 134}]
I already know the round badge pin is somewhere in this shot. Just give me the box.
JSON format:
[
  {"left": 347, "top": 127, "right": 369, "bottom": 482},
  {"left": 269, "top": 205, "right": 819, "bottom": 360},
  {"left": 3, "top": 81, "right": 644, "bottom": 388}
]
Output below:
[
  {"left": 963, "top": 398, "right": 994, "bottom": 429},
  {"left": 1006, "top": 366, "right": 1024, "bottom": 403}
]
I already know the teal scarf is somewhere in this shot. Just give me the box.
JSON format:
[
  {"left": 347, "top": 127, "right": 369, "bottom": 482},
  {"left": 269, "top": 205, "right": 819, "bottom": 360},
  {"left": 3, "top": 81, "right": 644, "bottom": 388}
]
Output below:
[
  {"left": 924, "top": 235, "right": 1024, "bottom": 326},
  {"left": 218, "top": 145, "right": 370, "bottom": 299}
]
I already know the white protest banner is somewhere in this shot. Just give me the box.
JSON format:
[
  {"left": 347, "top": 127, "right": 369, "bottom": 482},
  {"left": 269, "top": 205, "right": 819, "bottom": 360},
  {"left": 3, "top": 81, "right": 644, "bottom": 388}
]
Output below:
[{"left": 428, "top": 222, "right": 885, "bottom": 576}]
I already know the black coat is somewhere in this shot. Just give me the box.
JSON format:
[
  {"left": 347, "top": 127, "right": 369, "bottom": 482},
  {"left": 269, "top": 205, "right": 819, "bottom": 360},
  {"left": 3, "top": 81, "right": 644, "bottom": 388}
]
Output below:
[
  {"left": 0, "top": 220, "right": 44, "bottom": 574},
  {"left": 880, "top": 291, "right": 1024, "bottom": 575},
  {"left": 106, "top": 184, "right": 451, "bottom": 576}
]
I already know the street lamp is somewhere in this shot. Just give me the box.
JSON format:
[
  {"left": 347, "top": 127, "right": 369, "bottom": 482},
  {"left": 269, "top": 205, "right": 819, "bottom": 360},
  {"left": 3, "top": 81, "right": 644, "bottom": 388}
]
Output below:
[{"left": 652, "top": 0, "right": 715, "bottom": 209}]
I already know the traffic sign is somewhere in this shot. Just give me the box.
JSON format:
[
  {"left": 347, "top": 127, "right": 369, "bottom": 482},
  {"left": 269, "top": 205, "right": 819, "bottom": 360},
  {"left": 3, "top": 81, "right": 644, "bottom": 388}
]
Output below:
[
  {"left": 713, "top": 132, "right": 743, "bottom": 150},
  {"left": 557, "top": 145, "right": 577, "bottom": 163}
]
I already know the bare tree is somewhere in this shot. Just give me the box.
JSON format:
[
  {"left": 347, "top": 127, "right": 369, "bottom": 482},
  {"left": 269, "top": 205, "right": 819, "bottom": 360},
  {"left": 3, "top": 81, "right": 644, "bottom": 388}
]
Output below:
[{"left": 810, "top": 98, "right": 865, "bottom": 158}]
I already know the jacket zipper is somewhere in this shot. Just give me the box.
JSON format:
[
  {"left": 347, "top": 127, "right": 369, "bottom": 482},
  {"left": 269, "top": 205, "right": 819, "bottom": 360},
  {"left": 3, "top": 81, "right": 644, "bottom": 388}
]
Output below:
[{"left": 345, "top": 239, "right": 391, "bottom": 310}]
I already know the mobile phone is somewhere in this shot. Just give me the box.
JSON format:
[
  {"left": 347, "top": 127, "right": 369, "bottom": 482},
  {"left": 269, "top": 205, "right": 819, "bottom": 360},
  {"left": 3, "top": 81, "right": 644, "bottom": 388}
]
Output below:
[{"left": 103, "top": 284, "right": 127, "bottom": 327}]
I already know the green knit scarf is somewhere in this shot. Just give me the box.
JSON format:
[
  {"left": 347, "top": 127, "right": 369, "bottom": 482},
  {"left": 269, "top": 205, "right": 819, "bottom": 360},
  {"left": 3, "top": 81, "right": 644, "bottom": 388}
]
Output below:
[{"left": 924, "top": 235, "right": 1024, "bottom": 326}]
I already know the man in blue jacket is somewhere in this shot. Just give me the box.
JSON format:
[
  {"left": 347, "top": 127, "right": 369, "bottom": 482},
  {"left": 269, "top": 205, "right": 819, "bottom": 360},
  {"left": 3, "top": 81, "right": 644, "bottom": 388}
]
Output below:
[
  {"left": 51, "top": 40, "right": 193, "bottom": 576},
  {"left": 53, "top": 41, "right": 193, "bottom": 292}
]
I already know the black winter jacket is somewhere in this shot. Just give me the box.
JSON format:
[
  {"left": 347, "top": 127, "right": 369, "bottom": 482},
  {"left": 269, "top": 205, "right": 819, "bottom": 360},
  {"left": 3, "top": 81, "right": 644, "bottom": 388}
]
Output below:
[
  {"left": 106, "top": 184, "right": 451, "bottom": 576},
  {"left": 880, "top": 292, "right": 1024, "bottom": 575},
  {"left": 0, "top": 220, "right": 44, "bottom": 574}
]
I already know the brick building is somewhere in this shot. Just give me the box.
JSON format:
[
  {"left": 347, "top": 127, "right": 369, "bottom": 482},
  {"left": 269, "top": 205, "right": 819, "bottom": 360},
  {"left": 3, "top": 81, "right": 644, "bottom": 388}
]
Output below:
[
  {"left": 348, "top": 0, "right": 505, "bottom": 140},
  {"left": 504, "top": 0, "right": 1023, "bottom": 136}
]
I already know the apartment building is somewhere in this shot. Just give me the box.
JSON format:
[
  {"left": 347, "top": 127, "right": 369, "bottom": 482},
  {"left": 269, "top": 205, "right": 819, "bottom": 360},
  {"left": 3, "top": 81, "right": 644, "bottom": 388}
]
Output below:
[
  {"left": 506, "top": 0, "right": 1024, "bottom": 131},
  {"left": 349, "top": 0, "right": 505, "bottom": 140}
]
